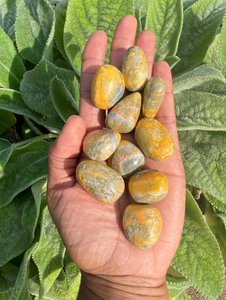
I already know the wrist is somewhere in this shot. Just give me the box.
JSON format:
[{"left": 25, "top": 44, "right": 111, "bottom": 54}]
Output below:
[{"left": 77, "top": 272, "right": 169, "bottom": 300}]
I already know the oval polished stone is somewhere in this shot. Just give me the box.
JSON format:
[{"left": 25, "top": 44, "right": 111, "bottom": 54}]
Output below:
[
  {"left": 105, "top": 92, "right": 141, "bottom": 133},
  {"left": 135, "top": 118, "right": 175, "bottom": 161},
  {"left": 123, "top": 204, "right": 162, "bottom": 249},
  {"left": 91, "top": 64, "right": 125, "bottom": 110},
  {"left": 83, "top": 129, "right": 121, "bottom": 161},
  {"left": 122, "top": 46, "right": 148, "bottom": 92},
  {"left": 129, "top": 169, "right": 168, "bottom": 203},
  {"left": 142, "top": 76, "right": 166, "bottom": 118},
  {"left": 76, "top": 160, "right": 125, "bottom": 203},
  {"left": 109, "top": 140, "right": 145, "bottom": 178}
]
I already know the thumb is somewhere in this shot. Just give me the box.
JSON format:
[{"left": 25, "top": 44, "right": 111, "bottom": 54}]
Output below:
[{"left": 48, "top": 115, "right": 86, "bottom": 189}]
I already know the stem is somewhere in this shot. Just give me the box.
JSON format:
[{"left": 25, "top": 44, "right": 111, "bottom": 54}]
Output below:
[
  {"left": 13, "top": 133, "right": 58, "bottom": 149},
  {"left": 24, "top": 116, "right": 44, "bottom": 136}
]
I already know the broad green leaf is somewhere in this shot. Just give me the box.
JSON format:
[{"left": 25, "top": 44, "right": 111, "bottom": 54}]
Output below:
[
  {"left": 64, "top": 252, "right": 81, "bottom": 299},
  {"left": 0, "top": 0, "right": 22, "bottom": 38},
  {"left": 15, "top": 0, "right": 55, "bottom": 64},
  {"left": 173, "top": 0, "right": 226, "bottom": 75},
  {"left": 0, "top": 88, "right": 64, "bottom": 132},
  {"left": 0, "top": 110, "right": 16, "bottom": 135},
  {"left": 55, "top": 0, "right": 69, "bottom": 62},
  {"left": 134, "top": 0, "right": 149, "bottom": 36},
  {"left": 64, "top": 272, "right": 81, "bottom": 300},
  {"left": 205, "top": 192, "right": 226, "bottom": 214},
  {"left": 203, "top": 34, "right": 221, "bottom": 65},
  {"left": 34, "top": 270, "right": 67, "bottom": 300},
  {"left": 20, "top": 59, "right": 78, "bottom": 115},
  {"left": 31, "top": 179, "right": 47, "bottom": 225},
  {"left": 179, "top": 131, "right": 226, "bottom": 204},
  {"left": 50, "top": 76, "right": 79, "bottom": 122},
  {"left": 0, "top": 189, "right": 38, "bottom": 266},
  {"left": 0, "top": 263, "right": 18, "bottom": 294},
  {"left": 27, "top": 258, "right": 40, "bottom": 297},
  {"left": 145, "top": 0, "right": 183, "bottom": 62},
  {"left": 175, "top": 91, "right": 226, "bottom": 131},
  {"left": 220, "top": 13, "right": 226, "bottom": 62},
  {"left": 32, "top": 206, "right": 66, "bottom": 298},
  {"left": 9, "top": 244, "right": 36, "bottom": 300},
  {"left": 64, "top": 0, "right": 133, "bottom": 74},
  {"left": 171, "top": 190, "right": 224, "bottom": 300},
  {"left": 0, "top": 138, "right": 13, "bottom": 169},
  {"left": 0, "top": 26, "right": 26, "bottom": 90},
  {"left": 164, "top": 56, "right": 180, "bottom": 69},
  {"left": 0, "top": 140, "right": 50, "bottom": 208},
  {"left": 173, "top": 66, "right": 226, "bottom": 94}
]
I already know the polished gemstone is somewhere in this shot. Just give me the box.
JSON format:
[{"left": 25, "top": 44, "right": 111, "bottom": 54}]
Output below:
[
  {"left": 129, "top": 169, "right": 168, "bottom": 203},
  {"left": 105, "top": 92, "right": 141, "bottom": 133},
  {"left": 142, "top": 76, "right": 166, "bottom": 118},
  {"left": 122, "top": 46, "right": 148, "bottom": 92},
  {"left": 83, "top": 129, "right": 121, "bottom": 161},
  {"left": 123, "top": 204, "right": 162, "bottom": 249},
  {"left": 91, "top": 64, "right": 125, "bottom": 110},
  {"left": 76, "top": 160, "right": 125, "bottom": 203},
  {"left": 135, "top": 118, "right": 175, "bottom": 161},
  {"left": 109, "top": 140, "right": 144, "bottom": 178}
]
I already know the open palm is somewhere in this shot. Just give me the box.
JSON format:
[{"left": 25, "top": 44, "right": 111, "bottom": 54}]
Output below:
[{"left": 47, "top": 15, "right": 186, "bottom": 287}]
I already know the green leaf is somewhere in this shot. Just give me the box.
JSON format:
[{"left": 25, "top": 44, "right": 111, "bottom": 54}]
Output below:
[
  {"left": 64, "top": 252, "right": 81, "bottom": 300},
  {"left": 205, "top": 192, "right": 226, "bottom": 214},
  {"left": 175, "top": 91, "right": 226, "bottom": 131},
  {"left": 0, "top": 26, "right": 26, "bottom": 90},
  {"left": 182, "top": 0, "right": 198, "bottom": 11},
  {"left": 9, "top": 244, "right": 36, "bottom": 300},
  {"left": 164, "top": 56, "right": 180, "bottom": 69},
  {"left": 55, "top": 0, "right": 69, "bottom": 62},
  {"left": 168, "top": 288, "right": 196, "bottom": 300},
  {"left": 0, "top": 189, "right": 38, "bottom": 266},
  {"left": 0, "top": 263, "right": 19, "bottom": 294},
  {"left": 15, "top": 0, "right": 55, "bottom": 64},
  {"left": 203, "top": 34, "right": 221, "bottom": 66},
  {"left": 173, "top": 65, "right": 226, "bottom": 94},
  {"left": 173, "top": 0, "right": 226, "bottom": 75},
  {"left": 0, "top": 0, "right": 22, "bottom": 38},
  {"left": 0, "top": 140, "right": 50, "bottom": 208},
  {"left": 171, "top": 190, "right": 224, "bottom": 300},
  {"left": 50, "top": 76, "right": 79, "bottom": 122},
  {"left": 134, "top": 0, "right": 149, "bottom": 36},
  {"left": 220, "top": 13, "right": 226, "bottom": 62},
  {"left": 0, "top": 138, "right": 13, "bottom": 169},
  {"left": 32, "top": 206, "right": 66, "bottom": 298},
  {"left": 20, "top": 59, "right": 78, "bottom": 115},
  {"left": 145, "top": 0, "right": 183, "bottom": 62},
  {"left": 0, "top": 110, "right": 16, "bottom": 135},
  {"left": 64, "top": 0, "right": 133, "bottom": 74},
  {"left": 179, "top": 130, "right": 226, "bottom": 204}
]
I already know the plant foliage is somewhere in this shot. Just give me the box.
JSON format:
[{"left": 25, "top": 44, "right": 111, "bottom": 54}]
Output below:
[{"left": 0, "top": 0, "right": 226, "bottom": 299}]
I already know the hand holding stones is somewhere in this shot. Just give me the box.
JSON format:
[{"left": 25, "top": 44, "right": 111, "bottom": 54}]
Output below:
[{"left": 76, "top": 45, "right": 175, "bottom": 249}]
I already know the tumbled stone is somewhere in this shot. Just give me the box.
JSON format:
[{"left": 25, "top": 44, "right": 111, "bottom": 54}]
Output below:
[
  {"left": 142, "top": 76, "right": 166, "bottom": 118},
  {"left": 109, "top": 140, "right": 144, "bottom": 178},
  {"left": 76, "top": 160, "right": 125, "bottom": 203},
  {"left": 105, "top": 92, "right": 141, "bottom": 133},
  {"left": 129, "top": 169, "right": 168, "bottom": 203},
  {"left": 83, "top": 129, "right": 121, "bottom": 161},
  {"left": 122, "top": 46, "right": 148, "bottom": 92},
  {"left": 123, "top": 204, "right": 162, "bottom": 249},
  {"left": 135, "top": 118, "right": 175, "bottom": 161},
  {"left": 91, "top": 64, "right": 125, "bottom": 110}
]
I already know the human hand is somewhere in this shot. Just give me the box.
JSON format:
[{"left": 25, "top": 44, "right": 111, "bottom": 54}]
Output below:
[{"left": 47, "top": 15, "right": 186, "bottom": 300}]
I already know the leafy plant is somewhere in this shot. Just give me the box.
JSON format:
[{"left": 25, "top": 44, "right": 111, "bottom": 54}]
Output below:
[{"left": 0, "top": 0, "right": 226, "bottom": 299}]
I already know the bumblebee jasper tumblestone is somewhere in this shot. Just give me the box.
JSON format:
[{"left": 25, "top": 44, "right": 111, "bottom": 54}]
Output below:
[
  {"left": 123, "top": 204, "right": 162, "bottom": 249},
  {"left": 129, "top": 170, "right": 168, "bottom": 203},
  {"left": 142, "top": 76, "right": 166, "bottom": 118},
  {"left": 122, "top": 46, "right": 148, "bottom": 92},
  {"left": 109, "top": 140, "right": 144, "bottom": 178},
  {"left": 76, "top": 160, "right": 125, "bottom": 203},
  {"left": 83, "top": 129, "right": 121, "bottom": 161},
  {"left": 135, "top": 118, "right": 175, "bottom": 161},
  {"left": 91, "top": 64, "right": 125, "bottom": 110},
  {"left": 105, "top": 92, "right": 141, "bottom": 133}
]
